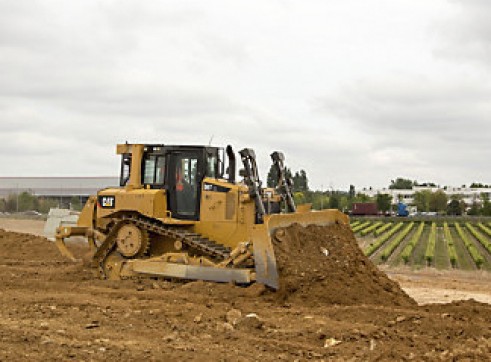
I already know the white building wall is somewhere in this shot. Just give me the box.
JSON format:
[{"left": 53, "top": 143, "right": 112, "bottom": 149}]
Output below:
[{"left": 360, "top": 186, "right": 491, "bottom": 208}]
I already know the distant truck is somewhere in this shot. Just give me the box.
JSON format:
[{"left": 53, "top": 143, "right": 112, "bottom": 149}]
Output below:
[
  {"left": 351, "top": 202, "right": 378, "bottom": 216},
  {"left": 397, "top": 202, "right": 409, "bottom": 217}
]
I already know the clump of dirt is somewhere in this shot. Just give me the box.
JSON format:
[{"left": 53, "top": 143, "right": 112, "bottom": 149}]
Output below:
[{"left": 272, "top": 223, "right": 416, "bottom": 307}]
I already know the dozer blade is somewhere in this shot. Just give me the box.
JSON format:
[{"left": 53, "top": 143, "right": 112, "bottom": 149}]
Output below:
[
  {"left": 252, "top": 209, "right": 349, "bottom": 290},
  {"left": 125, "top": 259, "right": 252, "bottom": 284}
]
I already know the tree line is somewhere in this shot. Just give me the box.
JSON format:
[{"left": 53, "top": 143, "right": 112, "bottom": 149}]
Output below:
[
  {"left": 388, "top": 177, "right": 491, "bottom": 191},
  {"left": 265, "top": 171, "right": 491, "bottom": 215},
  {"left": 0, "top": 192, "right": 83, "bottom": 214},
  {"left": 266, "top": 165, "right": 370, "bottom": 211}
]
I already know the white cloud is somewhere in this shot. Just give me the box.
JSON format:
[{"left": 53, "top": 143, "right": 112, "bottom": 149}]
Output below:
[{"left": 0, "top": 0, "right": 489, "bottom": 190}]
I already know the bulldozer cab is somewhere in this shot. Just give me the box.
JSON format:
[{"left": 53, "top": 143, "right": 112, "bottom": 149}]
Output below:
[{"left": 119, "top": 144, "right": 224, "bottom": 221}]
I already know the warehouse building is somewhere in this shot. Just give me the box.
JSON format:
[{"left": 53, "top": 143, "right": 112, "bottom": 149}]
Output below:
[{"left": 0, "top": 177, "right": 119, "bottom": 208}]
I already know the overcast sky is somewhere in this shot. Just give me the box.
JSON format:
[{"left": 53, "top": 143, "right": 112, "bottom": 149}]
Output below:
[{"left": 1, "top": 0, "right": 490, "bottom": 190}]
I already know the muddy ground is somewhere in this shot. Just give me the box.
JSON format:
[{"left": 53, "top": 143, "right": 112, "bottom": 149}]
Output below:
[{"left": 0, "top": 221, "right": 490, "bottom": 361}]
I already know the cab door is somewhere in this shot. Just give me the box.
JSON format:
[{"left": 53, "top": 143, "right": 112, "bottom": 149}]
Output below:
[{"left": 167, "top": 151, "right": 201, "bottom": 220}]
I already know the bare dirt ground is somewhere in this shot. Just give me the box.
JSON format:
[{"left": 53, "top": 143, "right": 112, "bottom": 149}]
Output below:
[
  {"left": 0, "top": 220, "right": 490, "bottom": 361},
  {"left": 382, "top": 266, "right": 491, "bottom": 305},
  {"left": 0, "top": 218, "right": 45, "bottom": 236}
]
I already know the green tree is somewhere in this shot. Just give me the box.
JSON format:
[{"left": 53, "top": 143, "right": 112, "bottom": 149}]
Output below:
[
  {"left": 376, "top": 193, "right": 392, "bottom": 213},
  {"left": 266, "top": 165, "right": 293, "bottom": 189},
  {"left": 300, "top": 170, "right": 308, "bottom": 191},
  {"left": 481, "top": 193, "right": 491, "bottom": 216},
  {"left": 446, "top": 195, "right": 466, "bottom": 216},
  {"left": 467, "top": 201, "right": 481, "bottom": 216},
  {"left": 5, "top": 194, "right": 17, "bottom": 212},
  {"left": 447, "top": 199, "right": 462, "bottom": 216},
  {"left": 266, "top": 165, "right": 278, "bottom": 187},
  {"left": 292, "top": 170, "right": 308, "bottom": 192},
  {"left": 266, "top": 164, "right": 278, "bottom": 188},
  {"left": 429, "top": 190, "right": 448, "bottom": 213},
  {"left": 17, "top": 192, "right": 39, "bottom": 212},
  {"left": 293, "top": 191, "right": 306, "bottom": 205},
  {"left": 38, "top": 198, "right": 60, "bottom": 214},
  {"left": 413, "top": 190, "right": 432, "bottom": 212},
  {"left": 311, "top": 191, "right": 329, "bottom": 210},
  {"left": 339, "top": 195, "right": 349, "bottom": 212},
  {"left": 418, "top": 182, "right": 436, "bottom": 187},
  {"left": 346, "top": 186, "right": 355, "bottom": 210},
  {"left": 70, "top": 196, "right": 82, "bottom": 211},
  {"left": 355, "top": 193, "right": 372, "bottom": 202},
  {"left": 348, "top": 185, "right": 355, "bottom": 199},
  {"left": 470, "top": 182, "right": 490, "bottom": 188},
  {"left": 389, "top": 178, "right": 414, "bottom": 190},
  {"left": 328, "top": 193, "right": 340, "bottom": 209}
]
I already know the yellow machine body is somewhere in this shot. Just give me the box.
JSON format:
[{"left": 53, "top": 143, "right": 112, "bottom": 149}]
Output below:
[{"left": 55, "top": 143, "right": 349, "bottom": 289}]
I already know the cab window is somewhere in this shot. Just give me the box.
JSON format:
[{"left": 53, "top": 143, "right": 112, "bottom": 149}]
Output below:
[
  {"left": 143, "top": 155, "right": 166, "bottom": 185},
  {"left": 155, "top": 157, "right": 166, "bottom": 184},
  {"left": 143, "top": 156, "right": 156, "bottom": 184},
  {"left": 206, "top": 154, "right": 217, "bottom": 178}
]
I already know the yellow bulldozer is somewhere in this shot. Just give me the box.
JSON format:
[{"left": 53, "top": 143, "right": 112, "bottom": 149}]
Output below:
[{"left": 55, "top": 143, "right": 348, "bottom": 289}]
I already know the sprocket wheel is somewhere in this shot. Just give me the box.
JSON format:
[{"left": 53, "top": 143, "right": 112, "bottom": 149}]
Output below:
[{"left": 115, "top": 222, "right": 149, "bottom": 258}]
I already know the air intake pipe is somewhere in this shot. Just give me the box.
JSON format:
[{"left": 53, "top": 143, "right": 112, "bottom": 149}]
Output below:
[{"left": 226, "top": 145, "right": 236, "bottom": 183}]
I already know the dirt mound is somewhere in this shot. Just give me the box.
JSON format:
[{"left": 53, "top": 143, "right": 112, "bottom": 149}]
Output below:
[
  {"left": 272, "top": 223, "right": 416, "bottom": 307},
  {"left": 0, "top": 228, "right": 64, "bottom": 261},
  {"left": 1, "top": 224, "right": 414, "bottom": 308}
]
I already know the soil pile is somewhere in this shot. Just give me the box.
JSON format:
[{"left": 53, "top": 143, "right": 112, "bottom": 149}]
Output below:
[
  {"left": 272, "top": 222, "right": 416, "bottom": 306},
  {"left": 0, "top": 228, "right": 64, "bottom": 261}
]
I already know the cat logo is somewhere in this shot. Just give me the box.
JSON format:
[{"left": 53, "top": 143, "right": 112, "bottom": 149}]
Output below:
[{"left": 98, "top": 196, "right": 115, "bottom": 209}]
